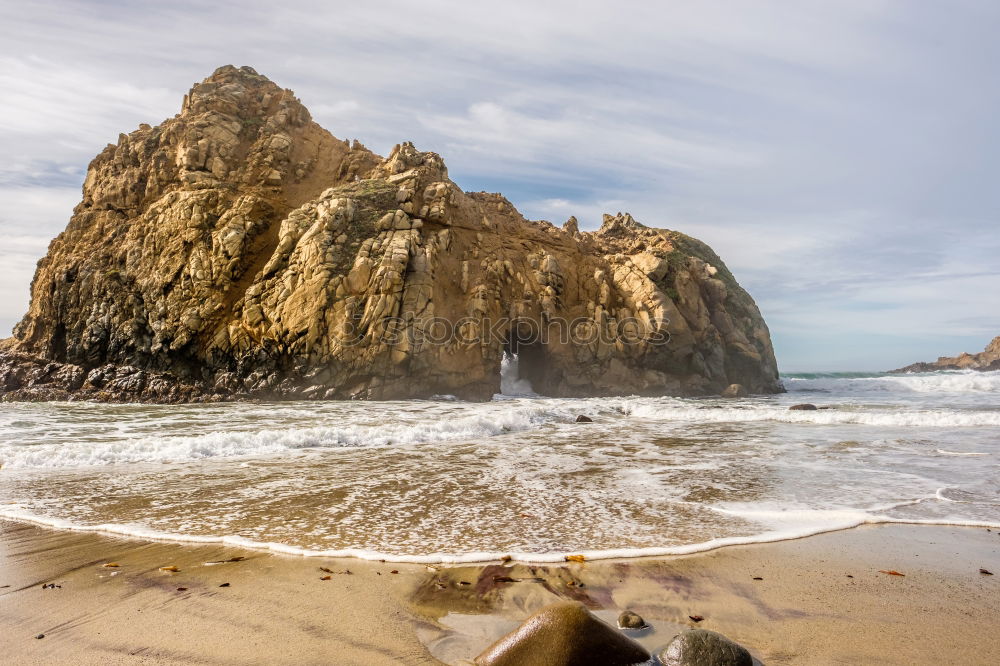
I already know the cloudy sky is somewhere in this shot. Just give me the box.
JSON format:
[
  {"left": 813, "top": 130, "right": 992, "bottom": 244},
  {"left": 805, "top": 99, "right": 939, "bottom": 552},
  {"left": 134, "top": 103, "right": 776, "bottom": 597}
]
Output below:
[{"left": 1, "top": 0, "right": 997, "bottom": 371}]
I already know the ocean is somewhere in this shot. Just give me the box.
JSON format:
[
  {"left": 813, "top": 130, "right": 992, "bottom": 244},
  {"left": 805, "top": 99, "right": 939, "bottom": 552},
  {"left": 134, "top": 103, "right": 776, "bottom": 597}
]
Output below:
[{"left": 1, "top": 365, "right": 998, "bottom": 563}]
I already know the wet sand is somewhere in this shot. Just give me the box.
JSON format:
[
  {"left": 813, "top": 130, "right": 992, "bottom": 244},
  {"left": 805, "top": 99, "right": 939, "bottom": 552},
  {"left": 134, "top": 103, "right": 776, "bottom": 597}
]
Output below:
[{"left": 1, "top": 520, "right": 998, "bottom": 665}]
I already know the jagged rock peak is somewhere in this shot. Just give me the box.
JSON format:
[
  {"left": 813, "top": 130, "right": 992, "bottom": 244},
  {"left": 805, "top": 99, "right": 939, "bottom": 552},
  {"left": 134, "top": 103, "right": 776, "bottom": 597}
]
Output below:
[{"left": 1, "top": 66, "right": 782, "bottom": 403}]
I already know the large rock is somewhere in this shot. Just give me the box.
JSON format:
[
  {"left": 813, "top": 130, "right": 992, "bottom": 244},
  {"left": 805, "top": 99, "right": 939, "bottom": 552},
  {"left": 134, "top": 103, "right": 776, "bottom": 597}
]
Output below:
[
  {"left": 475, "top": 601, "right": 650, "bottom": 666},
  {"left": 891, "top": 336, "right": 1000, "bottom": 373},
  {"left": 657, "top": 629, "right": 753, "bottom": 666},
  {"left": 1, "top": 65, "right": 783, "bottom": 402}
]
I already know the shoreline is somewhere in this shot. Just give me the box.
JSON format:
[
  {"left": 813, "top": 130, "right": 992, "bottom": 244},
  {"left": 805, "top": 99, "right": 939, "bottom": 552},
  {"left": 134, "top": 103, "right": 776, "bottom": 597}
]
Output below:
[
  {"left": 2, "top": 520, "right": 998, "bottom": 664},
  {"left": 2, "top": 507, "right": 999, "bottom": 565}
]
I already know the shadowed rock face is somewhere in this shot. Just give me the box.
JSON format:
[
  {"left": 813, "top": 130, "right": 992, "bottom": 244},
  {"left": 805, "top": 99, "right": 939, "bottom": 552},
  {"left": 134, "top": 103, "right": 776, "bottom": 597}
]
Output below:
[
  {"left": 2, "top": 65, "right": 781, "bottom": 402},
  {"left": 891, "top": 336, "right": 1000, "bottom": 374}
]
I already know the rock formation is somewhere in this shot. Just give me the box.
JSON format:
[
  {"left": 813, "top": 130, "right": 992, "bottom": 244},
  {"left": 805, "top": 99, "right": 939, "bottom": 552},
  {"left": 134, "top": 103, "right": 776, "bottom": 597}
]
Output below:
[
  {"left": 891, "top": 336, "right": 1000, "bottom": 373},
  {"left": 1, "top": 65, "right": 782, "bottom": 402}
]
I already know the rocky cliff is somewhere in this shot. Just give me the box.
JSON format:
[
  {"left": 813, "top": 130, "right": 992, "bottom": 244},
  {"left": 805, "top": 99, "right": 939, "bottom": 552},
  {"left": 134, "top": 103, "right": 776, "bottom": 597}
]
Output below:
[
  {"left": 1, "top": 65, "right": 782, "bottom": 402},
  {"left": 891, "top": 336, "right": 1000, "bottom": 373}
]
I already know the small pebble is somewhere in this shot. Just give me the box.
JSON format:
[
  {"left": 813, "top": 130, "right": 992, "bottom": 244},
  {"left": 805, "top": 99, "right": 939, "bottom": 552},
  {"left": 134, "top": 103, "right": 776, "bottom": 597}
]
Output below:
[
  {"left": 617, "top": 610, "right": 647, "bottom": 630},
  {"left": 219, "top": 583, "right": 230, "bottom": 587},
  {"left": 35, "top": 634, "right": 45, "bottom": 640}
]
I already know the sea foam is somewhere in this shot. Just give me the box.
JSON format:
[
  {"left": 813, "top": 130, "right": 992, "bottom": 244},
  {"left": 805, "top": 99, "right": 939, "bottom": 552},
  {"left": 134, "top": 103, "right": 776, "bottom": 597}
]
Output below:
[
  {"left": 0, "top": 401, "right": 574, "bottom": 468},
  {"left": 784, "top": 369, "right": 1000, "bottom": 394}
]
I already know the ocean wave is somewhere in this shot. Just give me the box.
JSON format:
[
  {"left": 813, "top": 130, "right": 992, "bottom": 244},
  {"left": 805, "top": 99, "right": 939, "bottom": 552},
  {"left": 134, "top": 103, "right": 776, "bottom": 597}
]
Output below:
[
  {"left": 783, "top": 369, "right": 1000, "bottom": 394},
  {"left": 623, "top": 403, "right": 1000, "bottom": 427},
  {"left": 0, "top": 402, "right": 572, "bottom": 468}
]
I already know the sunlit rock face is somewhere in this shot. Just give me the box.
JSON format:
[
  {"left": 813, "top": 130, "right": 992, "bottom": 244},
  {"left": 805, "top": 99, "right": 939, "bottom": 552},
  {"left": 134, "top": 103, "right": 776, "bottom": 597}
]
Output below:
[
  {"left": 3, "top": 65, "right": 781, "bottom": 402},
  {"left": 892, "top": 336, "right": 1000, "bottom": 373}
]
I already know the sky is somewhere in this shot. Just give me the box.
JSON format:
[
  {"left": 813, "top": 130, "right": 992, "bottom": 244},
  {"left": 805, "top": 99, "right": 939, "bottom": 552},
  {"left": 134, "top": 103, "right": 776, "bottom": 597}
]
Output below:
[{"left": 1, "top": 0, "right": 998, "bottom": 372}]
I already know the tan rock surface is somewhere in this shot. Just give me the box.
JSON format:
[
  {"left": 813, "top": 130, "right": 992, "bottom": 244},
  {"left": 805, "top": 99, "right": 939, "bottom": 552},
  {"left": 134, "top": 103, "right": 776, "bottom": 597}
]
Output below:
[
  {"left": 891, "top": 336, "right": 1000, "bottom": 373},
  {"left": 1, "top": 65, "right": 781, "bottom": 402}
]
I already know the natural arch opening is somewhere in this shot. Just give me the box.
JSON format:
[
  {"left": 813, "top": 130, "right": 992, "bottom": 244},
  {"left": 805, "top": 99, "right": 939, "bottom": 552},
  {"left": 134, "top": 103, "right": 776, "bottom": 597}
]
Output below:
[{"left": 500, "top": 324, "right": 549, "bottom": 397}]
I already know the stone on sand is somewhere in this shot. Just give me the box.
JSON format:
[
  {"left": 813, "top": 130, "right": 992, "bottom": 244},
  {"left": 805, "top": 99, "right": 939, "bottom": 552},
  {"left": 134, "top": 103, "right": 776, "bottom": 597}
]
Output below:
[
  {"left": 475, "top": 601, "right": 650, "bottom": 666},
  {"left": 617, "top": 609, "right": 648, "bottom": 629},
  {"left": 657, "top": 629, "right": 753, "bottom": 666}
]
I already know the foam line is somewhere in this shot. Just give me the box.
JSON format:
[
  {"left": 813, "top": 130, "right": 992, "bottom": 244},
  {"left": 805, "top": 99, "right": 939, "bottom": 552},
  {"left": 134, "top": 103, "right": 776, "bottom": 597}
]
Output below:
[
  {"left": 624, "top": 404, "right": 1000, "bottom": 427},
  {"left": 3, "top": 507, "right": 997, "bottom": 565}
]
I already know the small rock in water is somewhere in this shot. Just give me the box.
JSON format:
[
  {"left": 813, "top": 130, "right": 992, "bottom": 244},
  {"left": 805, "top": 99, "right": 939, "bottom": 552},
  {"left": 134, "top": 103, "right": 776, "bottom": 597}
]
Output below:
[
  {"left": 475, "top": 601, "right": 650, "bottom": 666},
  {"left": 575, "top": 415, "right": 593, "bottom": 423},
  {"left": 720, "top": 384, "right": 747, "bottom": 398},
  {"left": 789, "top": 403, "right": 818, "bottom": 411},
  {"left": 657, "top": 629, "right": 753, "bottom": 666},
  {"left": 617, "top": 609, "right": 648, "bottom": 630}
]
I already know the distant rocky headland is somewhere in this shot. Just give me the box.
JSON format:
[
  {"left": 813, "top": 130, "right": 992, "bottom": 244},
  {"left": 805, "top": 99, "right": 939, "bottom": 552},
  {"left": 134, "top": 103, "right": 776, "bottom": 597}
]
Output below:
[
  {"left": 891, "top": 336, "right": 1000, "bottom": 374},
  {"left": 0, "top": 65, "right": 781, "bottom": 402}
]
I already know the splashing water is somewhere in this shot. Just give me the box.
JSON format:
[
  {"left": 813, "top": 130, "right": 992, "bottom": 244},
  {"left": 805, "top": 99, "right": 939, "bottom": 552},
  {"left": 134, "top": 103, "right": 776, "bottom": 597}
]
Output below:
[{"left": 499, "top": 351, "right": 536, "bottom": 397}]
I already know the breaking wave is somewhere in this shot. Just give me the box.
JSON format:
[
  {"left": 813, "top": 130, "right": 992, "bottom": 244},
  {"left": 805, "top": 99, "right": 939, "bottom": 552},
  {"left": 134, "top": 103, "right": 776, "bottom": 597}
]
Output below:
[
  {"left": 0, "top": 401, "right": 574, "bottom": 468},
  {"left": 623, "top": 403, "right": 1000, "bottom": 428},
  {"left": 783, "top": 369, "right": 1000, "bottom": 394}
]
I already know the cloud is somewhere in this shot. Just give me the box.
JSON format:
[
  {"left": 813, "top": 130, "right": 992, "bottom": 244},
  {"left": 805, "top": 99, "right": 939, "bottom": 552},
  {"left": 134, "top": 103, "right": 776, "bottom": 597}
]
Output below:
[{"left": 0, "top": 0, "right": 997, "bottom": 371}]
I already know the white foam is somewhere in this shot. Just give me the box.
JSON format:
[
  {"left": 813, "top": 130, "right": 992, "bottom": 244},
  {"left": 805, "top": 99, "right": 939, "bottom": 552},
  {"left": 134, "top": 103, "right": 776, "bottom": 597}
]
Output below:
[
  {"left": 624, "top": 403, "right": 1000, "bottom": 427},
  {"left": 2, "top": 506, "right": 997, "bottom": 565},
  {"left": 0, "top": 402, "right": 573, "bottom": 468},
  {"left": 935, "top": 449, "right": 989, "bottom": 456},
  {"left": 785, "top": 370, "right": 1000, "bottom": 394}
]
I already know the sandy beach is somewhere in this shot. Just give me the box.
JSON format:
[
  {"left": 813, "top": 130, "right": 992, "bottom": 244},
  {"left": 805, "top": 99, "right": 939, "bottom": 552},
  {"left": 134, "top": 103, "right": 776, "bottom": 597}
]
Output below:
[{"left": 2, "top": 520, "right": 997, "bottom": 665}]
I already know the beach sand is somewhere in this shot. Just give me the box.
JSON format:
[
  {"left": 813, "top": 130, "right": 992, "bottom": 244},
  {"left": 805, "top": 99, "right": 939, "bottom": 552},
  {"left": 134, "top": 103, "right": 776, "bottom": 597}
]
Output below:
[{"left": 1, "top": 520, "right": 998, "bottom": 665}]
